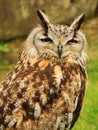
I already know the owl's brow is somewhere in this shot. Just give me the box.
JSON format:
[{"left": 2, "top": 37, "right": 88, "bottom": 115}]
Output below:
[
  {"left": 43, "top": 32, "right": 48, "bottom": 36},
  {"left": 67, "top": 31, "right": 78, "bottom": 43},
  {"left": 33, "top": 30, "right": 43, "bottom": 44},
  {"left": 70, "top": 31, "right": 77, "bottom": 40},
  {"left": 73, "top": 31, "right": 77, "bottom": 37}
]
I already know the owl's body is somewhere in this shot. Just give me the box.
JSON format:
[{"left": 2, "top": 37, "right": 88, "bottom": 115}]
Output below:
[{"left": 0, "top": 10, "right": 88, "bottom": 130}]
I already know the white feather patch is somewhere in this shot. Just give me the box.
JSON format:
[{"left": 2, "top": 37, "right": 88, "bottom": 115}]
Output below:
[
  {"left": 55, "top": 116, "right": 61, "bottom": 129},
  {"left": 54, "top": 65, "right": 63, "bottom": 92},
  {"left": 68, "top": 113, "right": 73, "bottom": 123},
  {"left": 34, "top": 102, "right": 41, "bottom": 118},
  {"left": 74, "top": 97, "right": 78, "bottom": 111}
]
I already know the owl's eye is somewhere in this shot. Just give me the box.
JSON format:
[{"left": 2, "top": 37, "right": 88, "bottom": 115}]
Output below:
[
  {"left": 67, "top": 39, "right": 78, "bottom": 44},
  {"left": 40, "top": 37, "right": 53, "bottom": 43}
]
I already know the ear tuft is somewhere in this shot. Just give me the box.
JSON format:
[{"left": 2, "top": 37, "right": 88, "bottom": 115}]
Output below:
[
  {"left": 70, "top": 13, "right": 85, "bottom": 31},
  {"left": 37, "top": 9, "right": 49, "bottom": 31}
]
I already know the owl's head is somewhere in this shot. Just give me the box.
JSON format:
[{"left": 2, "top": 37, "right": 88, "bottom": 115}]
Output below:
[{"left": 23, "top": 10, "right": 87, "bottom": 63}]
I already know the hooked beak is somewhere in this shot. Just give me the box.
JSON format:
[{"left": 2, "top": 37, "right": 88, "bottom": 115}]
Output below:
[{"left": 57, "top": 44, "right": 63, "bottom": 58}]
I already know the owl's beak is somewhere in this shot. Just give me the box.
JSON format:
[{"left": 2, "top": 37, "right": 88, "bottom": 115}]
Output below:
[{"left": 57, "top": 44, "right": 63, "bottom": 58}]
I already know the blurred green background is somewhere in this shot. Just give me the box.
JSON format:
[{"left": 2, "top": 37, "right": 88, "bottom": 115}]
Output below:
[{"left": 0, "top": 0, "right": 98, "bottom": 130}]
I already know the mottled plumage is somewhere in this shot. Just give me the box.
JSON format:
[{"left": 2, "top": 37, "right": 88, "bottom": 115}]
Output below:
[{"left": 0, "top": 10, "right": 88, "bottom": 130}]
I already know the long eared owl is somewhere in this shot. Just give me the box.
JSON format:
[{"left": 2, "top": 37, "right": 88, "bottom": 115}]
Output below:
[{"left": 0, "top": 10, "right": 88, "bottom": 130}]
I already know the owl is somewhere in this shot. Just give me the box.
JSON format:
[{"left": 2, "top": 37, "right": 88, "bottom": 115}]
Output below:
[{"left": 0, "top": 10, "right": 88, "bottom": 130}]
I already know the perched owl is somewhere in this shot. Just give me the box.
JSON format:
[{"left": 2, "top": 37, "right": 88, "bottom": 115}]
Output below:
[{"left": 0, "top": 10, "right": 88, "bottom": 130}]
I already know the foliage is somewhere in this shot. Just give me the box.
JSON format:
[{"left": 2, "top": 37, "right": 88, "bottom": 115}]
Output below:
[
  {"left": 0, "top": 42, "right": 9, "bottom": 52},
  {"left": 0, "top": 42, "right": 9, "bottom": 65}
]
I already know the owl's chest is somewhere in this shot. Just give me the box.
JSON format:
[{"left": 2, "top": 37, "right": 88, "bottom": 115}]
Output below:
[
  {"left": 23, "top": 61, "right": 82, "bottom": 103},
  {"left": 26, "top": 62, "right": 83, "bottom": 124},
  {"left": 13, "top": 60, "right": 84, "bottom": 111},
  {"left": 31, "top": 62, "right": 81, "bottom": 92}
]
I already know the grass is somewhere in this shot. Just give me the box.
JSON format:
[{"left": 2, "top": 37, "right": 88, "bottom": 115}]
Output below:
[{"left": 0, "top": 42, "right": 98, "bottom": 130}]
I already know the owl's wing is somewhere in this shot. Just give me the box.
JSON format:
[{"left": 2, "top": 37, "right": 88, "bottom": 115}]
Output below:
[{"left": 70, "top": 65, "right": 87, "bottom": 129}]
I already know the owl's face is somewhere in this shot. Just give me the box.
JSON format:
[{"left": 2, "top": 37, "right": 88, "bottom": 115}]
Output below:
[{"left": 25, "top": 10, "right": 87, "bottom": 63}]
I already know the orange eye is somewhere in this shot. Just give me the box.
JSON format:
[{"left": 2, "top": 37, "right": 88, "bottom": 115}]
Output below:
[
  {"left": 67, "top": 39, "right": 78, "bottom": 44},
  {"left": 40, "top": 37, "right": 53, "bottom": 43}
]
